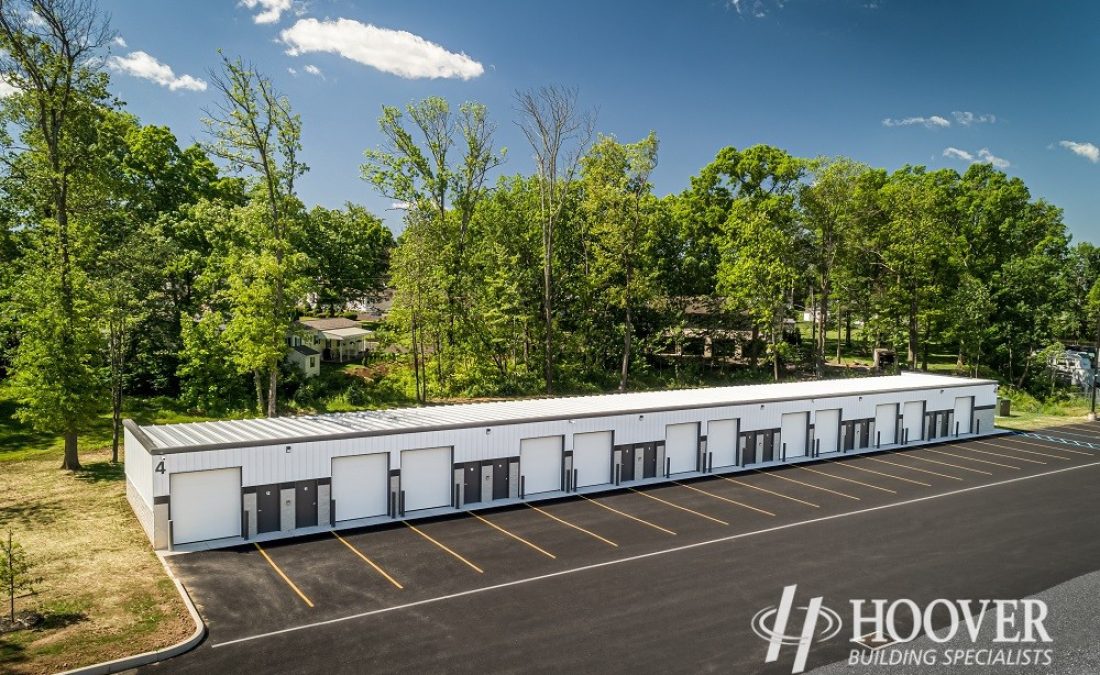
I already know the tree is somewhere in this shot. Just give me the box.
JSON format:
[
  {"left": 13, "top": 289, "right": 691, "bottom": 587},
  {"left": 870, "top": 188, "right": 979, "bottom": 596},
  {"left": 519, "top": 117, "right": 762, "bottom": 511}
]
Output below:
[
  {"left": 2, "top": 530, "right": 40, "bottom": 623},
  {"left": 0, "top": 0, "right": 112, "bottom": 470},
  {"left": 203, "top": 55, "right": 306, "bottom": 417},
  {"left": 301, "top": 204, "right": 393, "bottom": 313},
  {"left": 581, "top": 133, "right": 659, "bottom": 391},
  {"left": 514, "top": 85, "right": 593, "bottom": 394}
]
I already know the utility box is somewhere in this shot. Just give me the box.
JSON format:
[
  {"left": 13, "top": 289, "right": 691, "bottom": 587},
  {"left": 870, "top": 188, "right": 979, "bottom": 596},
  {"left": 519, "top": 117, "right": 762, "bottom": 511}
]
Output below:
[{"left": 996, "top": 397, "right": 1011, "bottom": 417}]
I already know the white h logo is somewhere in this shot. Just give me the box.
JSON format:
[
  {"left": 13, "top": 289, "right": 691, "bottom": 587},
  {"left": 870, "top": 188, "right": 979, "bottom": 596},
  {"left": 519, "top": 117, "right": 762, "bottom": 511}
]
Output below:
[{"left": 752, "top": 584, "right": 841, "bottom": 674}]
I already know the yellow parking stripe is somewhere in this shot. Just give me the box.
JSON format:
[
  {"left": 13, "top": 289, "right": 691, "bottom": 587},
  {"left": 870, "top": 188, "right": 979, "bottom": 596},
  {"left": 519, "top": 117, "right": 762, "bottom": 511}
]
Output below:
[
  {"left": 627, "top": 487, "right": 729, "bottom": 525},
  {"left": 753, "top": 468, "right": 861, "bottom": 500},
  {"left": 1008, "top": 437, "right": 1091, "bottom": 456},
  {"left": 975, "top": 440, "right": 1067, "bottom": 461},
  {"left": 332, "top": 532, "right": 403, "bottom": 590},
  {"left": 471, "top": 512, "right": 556, "bottom": 559},
  {"left": 580, "top": 495, "right": 677, "bottom": 535},
  {"left": 254, "top": 543, "right": 314, "bottom": 608},
  {"left": 834, "top": 461, "right": 932, "bottom": 487},
  {"left": 925, "top": 447, "right": 1020, "bottom": 470},
  {"left": 793, "top": 464, "right": 896, "bottom": 494},
  {"left": 527, "top": 503, "right": 618, "bottom": 548},
  {"left": 864, "top": 456, "right": 962, "bottom": 481},
  {"left": 403, "top": 521, "right": 485, "bottom": 573},
  {"left": 899, "top": 453, "right": 993, "bottom": 475},
  {"left": 718, "top": 475, "right": 821, "bottom": 507},
  {"left": 958, "top": 445, "right": 1045, "bottom": 465},
  {"left": 673, "top": 481, "right": 776, "bottom": 516}
]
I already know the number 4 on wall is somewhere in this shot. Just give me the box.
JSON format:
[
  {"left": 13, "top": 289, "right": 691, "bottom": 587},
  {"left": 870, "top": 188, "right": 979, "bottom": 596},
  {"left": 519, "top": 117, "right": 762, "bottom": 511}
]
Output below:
[{"left": 155, "top": 460, "right": 166, "bottom": 474}]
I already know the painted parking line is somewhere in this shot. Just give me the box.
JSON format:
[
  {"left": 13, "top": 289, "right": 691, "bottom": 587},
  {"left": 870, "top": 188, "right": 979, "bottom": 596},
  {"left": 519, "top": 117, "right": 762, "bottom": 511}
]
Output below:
[
  {"left": 924, "top": 447, "right": 1020, "bottom": 470},
  {"left": 957, "top": 445, "right": 1045, "bottom": 465},
  {"left": 753, "top": 467, "right": 861, "bottom": 501},
  {"left": 470, "top": 512, "right": 557, "bottom": 560},
  {"left": 210, "top": 461, "right": 1100, "bottom": 650},
  {"left": 864, "top": 456, "right": 962, "bottom": 481},
  {"left": 627, "top": 487, "right": 729, "bottom": 526},
  {"left": 897, "top": 453, "right": 993, "bottom": 476},
  {"left": 331, "top": 532, "right": 404, "bottom": 590},
  {"left": 792, "top": 464, "right": 896, "bottom": 495},
  {"left": 975, "top": 439, "right": 1068, "bottom": 461},
  {"left": 1031, "top": 426, "right": 1100, "bottom": 441},
  {"left": 403, "top": 521, "right": 485, "bottom": 574},
  {"left": 1011, "top": 436, "right": 1094, "bottom": 456},
  {"left": 579, "top": 495, "right": 677, "bottom": 536},
  {"left": 254, "top": 542, "right": 314, "bottom": 608},
  {"left": 831, "top": 461, "right": 932, "bottom": 487},
  {"left": 672, "top": 481, "right": 776, "bottom": 516},
  {"left": 717, "top": 475, "right": 821, "bottom": 507},
  {"left": 527, "top": 503, "right": 618, "bottom": 548}
]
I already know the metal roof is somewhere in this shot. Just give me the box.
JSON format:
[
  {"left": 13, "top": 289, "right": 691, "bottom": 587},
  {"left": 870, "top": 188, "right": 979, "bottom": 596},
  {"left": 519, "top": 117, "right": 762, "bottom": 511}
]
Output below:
[{"left": 131, "top": 373, "right": 994, "bottom": 453}]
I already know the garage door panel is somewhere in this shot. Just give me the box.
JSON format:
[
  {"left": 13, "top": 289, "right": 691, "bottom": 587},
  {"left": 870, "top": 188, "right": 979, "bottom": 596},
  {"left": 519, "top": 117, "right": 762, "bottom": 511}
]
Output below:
[
  {"left": 875, "top": 404, "right": 898, "bottom": 447},
  {"left": 903, "top": 401, "right": 925, "bottom": 442},
  {"left": 953, "top": 396, "right": 973, "bottom": 435},
  {"left": 170, "top": 468, "right": 241, "bottom": 545},
  {"left": 332, "top": 453, "right": 389, "bottom": 521},
  {"left": 781, "top": 412, "right": 808, "bottom": 458},
  {"left": 707, "top": 419, "right": 738, "bottom": 468},
  {"left": 815, "top": 409, "right": 840, "bottom": 455},
  {"left": 521, "top": 436, "right": 563, "bottom": 495},
  {"left": 573, "top": 431, "right": 612, "bottom": 488},
  {"left": 401, "top": 447, "right": 451, "bottom": 512},
  {"left": 666, "top": 423, "right": 699, "bottom": 474}
]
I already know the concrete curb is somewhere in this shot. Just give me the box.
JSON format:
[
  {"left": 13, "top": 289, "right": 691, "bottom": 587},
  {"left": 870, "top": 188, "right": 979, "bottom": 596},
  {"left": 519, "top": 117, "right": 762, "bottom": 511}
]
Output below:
[{"left": 58, "top": 553, "right": 205, "bottom": 674}]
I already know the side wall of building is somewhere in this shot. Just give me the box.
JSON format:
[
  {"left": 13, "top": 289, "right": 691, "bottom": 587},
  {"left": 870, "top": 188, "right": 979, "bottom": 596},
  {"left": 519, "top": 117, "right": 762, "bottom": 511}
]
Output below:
[{"left": 124, "top": 426, "right": 155, "bottom": 544}]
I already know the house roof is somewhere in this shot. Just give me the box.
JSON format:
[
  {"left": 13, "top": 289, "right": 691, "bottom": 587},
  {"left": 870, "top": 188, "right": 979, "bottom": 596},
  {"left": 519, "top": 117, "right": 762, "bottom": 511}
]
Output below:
[
  {"left": 323, "top": 326, "right": 371, "bottom": 339},
  {"left": 298, "top": 317, "right": 361, "bottom": 331},
  {"left": 127, "top": 373, "right": 995, "bottom": 454},
  {"left": 290, "top": 345, "right": 320, "bottom": 356}
]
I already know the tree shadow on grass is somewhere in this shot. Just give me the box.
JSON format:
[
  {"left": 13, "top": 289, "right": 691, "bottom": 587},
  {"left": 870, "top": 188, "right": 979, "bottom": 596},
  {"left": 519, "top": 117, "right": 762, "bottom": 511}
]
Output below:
[
  {"left": 37, "top": 611, "right": 87, "bottom": 630},
  {"left": 0, "top": 499, "right": 64, "bottom": 528},
  {"left": 0, "top": 636, "right": 27, "bottom": 666},
  {"left": 73, "top": 461, "right": 124, "bottom": 484}
]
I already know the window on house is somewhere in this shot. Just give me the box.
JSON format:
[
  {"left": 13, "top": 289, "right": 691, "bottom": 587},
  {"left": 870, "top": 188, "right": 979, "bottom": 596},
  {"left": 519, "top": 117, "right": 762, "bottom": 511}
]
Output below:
[{"left": 309, "top": 357, "right": 316, "bottom": 368}]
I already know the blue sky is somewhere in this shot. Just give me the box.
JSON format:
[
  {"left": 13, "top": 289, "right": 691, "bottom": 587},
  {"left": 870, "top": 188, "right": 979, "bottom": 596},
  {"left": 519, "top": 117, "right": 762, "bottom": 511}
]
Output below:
[{"left": 100, "top": 0, "right": 1100, "bottom": 243}]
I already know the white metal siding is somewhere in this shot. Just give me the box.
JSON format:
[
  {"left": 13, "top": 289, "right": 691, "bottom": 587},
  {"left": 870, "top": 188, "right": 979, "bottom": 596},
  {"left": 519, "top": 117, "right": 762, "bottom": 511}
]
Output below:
[
  {"left": 903, "top": 401, "right": 925, "bottom": 442},
  {"left": 953, "top": 397, "right": 973, "bottom": 435},
  {"left": 874, "top": 403, "right": 898, "bottom": 447},
  {"left": 815, "top": 409, "right": 840, "bottom": 454},
  {"left": 123, "top": 428, "right": 154, "bottom": 510},
  {"left": 520, "top": 436, "right": 563, "bottom": 495},
  {"left": 666, "top": 422, "right": 699, "bottom": 474},
  {"left": 170, "top": 468, "right": 241, "bottom": 545},
  {"left": 400, "top": 447, "right": 451, "bottom": 512},
  {"left": 707, "top": 419, "right": 738, "bottom": 468},
  {"left": 332, "top": 453, "right": 389, "bottom": 521},
  {"left": 573, "top": 431, "right": 612, "bottom": 487},
  {"left": 780, "top": 412, "right": 808, "bottom": 458}
]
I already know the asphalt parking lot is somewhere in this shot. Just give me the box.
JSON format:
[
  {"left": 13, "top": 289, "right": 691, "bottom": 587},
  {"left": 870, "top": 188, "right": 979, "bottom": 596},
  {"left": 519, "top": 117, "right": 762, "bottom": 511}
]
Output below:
[{"left": 145, "top": 426, "right": 1100, "bottom": 674}]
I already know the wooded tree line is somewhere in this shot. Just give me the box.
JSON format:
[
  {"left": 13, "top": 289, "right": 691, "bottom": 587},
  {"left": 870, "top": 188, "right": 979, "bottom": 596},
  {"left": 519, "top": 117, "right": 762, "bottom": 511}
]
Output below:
[{"left": 0, "top": 1, "right": 1095, "bottom": 471}]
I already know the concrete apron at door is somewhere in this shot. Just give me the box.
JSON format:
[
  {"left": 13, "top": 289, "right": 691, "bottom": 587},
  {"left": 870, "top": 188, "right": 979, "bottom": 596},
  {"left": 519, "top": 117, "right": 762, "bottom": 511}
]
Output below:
[{"left": 163, "top": 428, "right": 1009, "bottom": 555}]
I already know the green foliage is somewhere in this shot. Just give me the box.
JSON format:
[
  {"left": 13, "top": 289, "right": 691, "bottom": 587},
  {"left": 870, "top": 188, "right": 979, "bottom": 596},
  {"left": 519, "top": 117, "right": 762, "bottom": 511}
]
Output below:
[
  {"left": 2, "top": 530, "right": 40, "bottom": 622},
  {"left": 300, "top": 203, "right": 393, "bottom": 312}
]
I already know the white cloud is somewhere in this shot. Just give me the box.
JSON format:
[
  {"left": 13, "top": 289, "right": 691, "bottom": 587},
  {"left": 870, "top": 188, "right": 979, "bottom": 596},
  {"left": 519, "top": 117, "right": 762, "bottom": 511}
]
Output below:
[
  {"left": 107, "top": 51, "right": 207, "bottom": 92},
  {"left": 240, "top": 0, "right": 292, "bottom": 25},
  {"left": 113, "top": 36, "right": 127, "bottom": 48},
  {"left": 943, "top": 146, "right": 1010, "bottom": 169},
  {"left": 1059, "top": 140, "right": 1100, "bottom": 163},
  {"left": 280, "top": 18, "right": 484, "bottom": 80},
  {"left": 952, "top": 111, "right": 995, "bottom": 126},
  {"left": 0, "top": 78, "right": 17, "bottom": 98},
  {"left": 304, "top": 64, "right": 323, "bottom": 77},
  {"left": 287, "top": 67, "right": 297, "bottom": 76},
  {"left": 883, "top": 115, "right": 951, "bottom": 129}
]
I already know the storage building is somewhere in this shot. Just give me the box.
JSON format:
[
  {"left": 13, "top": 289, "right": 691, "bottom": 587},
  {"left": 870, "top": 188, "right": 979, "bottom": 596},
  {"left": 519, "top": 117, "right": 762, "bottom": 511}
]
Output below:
[{"left": 124, "top": 372, "right": 998, "bottom": 551}]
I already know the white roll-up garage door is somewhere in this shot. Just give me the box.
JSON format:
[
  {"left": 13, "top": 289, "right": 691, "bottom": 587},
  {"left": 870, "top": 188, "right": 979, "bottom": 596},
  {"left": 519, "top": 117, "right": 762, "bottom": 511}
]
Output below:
[
  {"left": 815, "top": 409, "right": 840, "bottom": 455},
  {"left": 953, "top": 396, "right": 973, "bottom": 436},
  {"left": 903, "top": 401, "right": 925, "bottom": 443},
  {"left": 573, "top": 431, "right": 612, "bottom": 488},
  {"left": 874, "top": 404, "right": 898, "bottom": 447},
  {"left": 400, "top": 447, "right": 451, "bottom": 512},
  {"left": 332, "top": 453, "right": 389, "bottom": 521},
  {"left": 170, "top": 468, "right": 241, "bottom": 545},
  {"left": 665, "top": 422, "right": 699, "bottom": 474},
  {"left": 521, "top": 436, "right": 563, "bottom": 495},
  {"left": 707, "top": 419, "right": 738, "bottom": 468},
  {"left": 780, "top": 412, "right": 809, "bottom": 458}
]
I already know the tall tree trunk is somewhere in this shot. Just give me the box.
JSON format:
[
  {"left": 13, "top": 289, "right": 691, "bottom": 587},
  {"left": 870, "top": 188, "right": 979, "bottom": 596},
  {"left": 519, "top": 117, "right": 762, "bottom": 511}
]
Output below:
[
  {"left": 921, "top": 321, "right": 929, "bottom": 371},
  {"left": 818, "top": 287, "right": 829, "bottom": 373},
  {"left": 835, "top": 303, "right": 843, "bottom": 364},
  {"left": 254, "top": 371, "right": 265, "bottom": 415},
  {"left": 956, "top": 339, "right": 965, "bottom": 370},
  {"left": 844, "top": 310, "right": 852, "bottom": 349},
  {"left": 543, "top": 217, "right": 554, "bottom": 395},
  {"left": 267, "top": 368, "right": 278, "bottom": 417},
  {"left": 907, "top": 292, "right": 919, "bottom": 368},
  {"left": 619, "top": 304, "right": 632, "bottom": 392},
  {"left": 61, "top": 430, "right": 80, "bottom": 471},
  {"left": 749, "top": 326, "right": 759, "bottom": 369}
]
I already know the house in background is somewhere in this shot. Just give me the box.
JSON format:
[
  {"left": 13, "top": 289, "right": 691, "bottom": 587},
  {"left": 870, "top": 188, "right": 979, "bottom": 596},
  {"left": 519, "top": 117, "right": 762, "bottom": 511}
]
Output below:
[
  {"left": 285, "top": 341, "right": 321, "bottom": 377},
  {"left": 298, "top": 317, "right": 374, "bottom": 361}
]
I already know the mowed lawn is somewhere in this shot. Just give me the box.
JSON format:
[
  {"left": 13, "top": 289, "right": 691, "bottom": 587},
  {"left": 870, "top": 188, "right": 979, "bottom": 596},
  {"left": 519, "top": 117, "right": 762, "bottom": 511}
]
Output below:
[{"left": 0, "top": 391, "right": 198, "bottom": 674}]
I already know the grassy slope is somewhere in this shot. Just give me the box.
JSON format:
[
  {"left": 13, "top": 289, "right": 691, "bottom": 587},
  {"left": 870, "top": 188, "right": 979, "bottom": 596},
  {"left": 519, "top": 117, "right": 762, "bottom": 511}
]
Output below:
[{"left": 0, "top": 391, "right": 196, "bottom": 674}]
